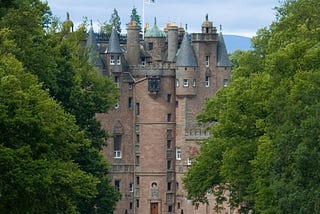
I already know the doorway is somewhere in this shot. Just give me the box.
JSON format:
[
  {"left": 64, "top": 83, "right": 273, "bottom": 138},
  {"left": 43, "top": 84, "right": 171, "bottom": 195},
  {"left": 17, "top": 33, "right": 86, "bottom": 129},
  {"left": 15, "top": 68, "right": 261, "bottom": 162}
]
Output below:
[{"left": 150, "top": 203, "right": 158, "bottom": 214}]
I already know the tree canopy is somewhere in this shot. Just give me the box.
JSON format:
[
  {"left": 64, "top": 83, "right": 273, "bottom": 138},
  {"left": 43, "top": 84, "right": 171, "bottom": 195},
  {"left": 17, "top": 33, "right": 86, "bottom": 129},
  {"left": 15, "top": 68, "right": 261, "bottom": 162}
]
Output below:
[
  {"left": 183, "top": 0, "right": 320, "bottom": 213},
  {"left": 0, "top": 0, "right": 120, "bottom": 213}
]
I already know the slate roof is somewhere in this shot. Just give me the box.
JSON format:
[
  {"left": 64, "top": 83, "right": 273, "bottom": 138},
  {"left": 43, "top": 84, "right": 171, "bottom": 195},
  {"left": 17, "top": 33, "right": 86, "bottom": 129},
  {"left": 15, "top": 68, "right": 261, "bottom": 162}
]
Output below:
[
  {"left": 175, "top": 33, "right": 198, "bottom": 67},
  {"left": 86, "top": 26, "right": 103, "bottom": 67},
  {"left": 217, "top": 32, "right": 232, "bottom": 67},
  {"left": 107, "top": 28, "right": 123, "bottom": 54}
]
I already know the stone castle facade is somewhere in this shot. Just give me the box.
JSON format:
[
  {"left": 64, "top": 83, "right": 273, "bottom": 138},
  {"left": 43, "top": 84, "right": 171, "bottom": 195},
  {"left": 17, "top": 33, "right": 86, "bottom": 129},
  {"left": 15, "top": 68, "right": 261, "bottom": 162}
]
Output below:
[{"left": 86, "top": 15, "right": 232, "bottom": 214}]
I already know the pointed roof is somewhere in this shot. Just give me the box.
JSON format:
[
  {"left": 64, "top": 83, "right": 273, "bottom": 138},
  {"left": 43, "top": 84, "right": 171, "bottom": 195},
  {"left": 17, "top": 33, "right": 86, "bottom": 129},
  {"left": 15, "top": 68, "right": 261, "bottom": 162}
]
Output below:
[
  {"left": 86, "top": 24, "right": 103, "bottom": 67},
  {"left": 107, "top": 27, "right": 122, "bottom": 54},
  {"left": 217, "top": 32, "right": 231, "bottom": 67},
  {"left": 176, "top": 33, "right": 198, "bottom": 67}
]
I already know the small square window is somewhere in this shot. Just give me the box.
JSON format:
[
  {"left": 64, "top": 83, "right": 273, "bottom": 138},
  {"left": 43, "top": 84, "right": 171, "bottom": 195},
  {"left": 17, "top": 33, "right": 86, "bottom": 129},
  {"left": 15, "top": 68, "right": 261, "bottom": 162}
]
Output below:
[
  {"left": 110, "top": 55, "right": 115, "bottom": 65},
  {"left": 167, "top": 94, "right": 172, "bottom": 103},
  {"left": 205, "top": 55, "right": 210, "bottom": 67},
  {"left": 116, "top": 55, "right": 121, "bottom": 65},
  {"left": 183, "top": 79, "right": 189, "bottom": 87}
]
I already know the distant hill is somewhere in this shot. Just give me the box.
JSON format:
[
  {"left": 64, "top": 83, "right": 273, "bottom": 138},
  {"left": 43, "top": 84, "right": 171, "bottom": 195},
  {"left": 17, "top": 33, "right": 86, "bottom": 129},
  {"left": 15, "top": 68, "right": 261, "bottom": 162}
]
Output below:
[{"left": 224, "top": 35, "right": 252, "bottom": 53}]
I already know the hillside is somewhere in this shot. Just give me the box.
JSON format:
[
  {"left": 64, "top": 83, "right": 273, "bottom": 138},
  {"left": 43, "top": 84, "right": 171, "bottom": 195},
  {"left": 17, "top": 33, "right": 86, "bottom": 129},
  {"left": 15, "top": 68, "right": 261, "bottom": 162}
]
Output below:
[{"left": 224, "top": 35, "right": 252, "bottom": 53}]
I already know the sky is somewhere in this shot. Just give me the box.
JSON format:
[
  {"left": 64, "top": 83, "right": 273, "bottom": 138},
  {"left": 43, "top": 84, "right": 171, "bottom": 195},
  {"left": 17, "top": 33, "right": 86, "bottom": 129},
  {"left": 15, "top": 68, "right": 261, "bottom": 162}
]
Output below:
[{"left": 45, "top": 0, "right": 282, "bottom": 38}]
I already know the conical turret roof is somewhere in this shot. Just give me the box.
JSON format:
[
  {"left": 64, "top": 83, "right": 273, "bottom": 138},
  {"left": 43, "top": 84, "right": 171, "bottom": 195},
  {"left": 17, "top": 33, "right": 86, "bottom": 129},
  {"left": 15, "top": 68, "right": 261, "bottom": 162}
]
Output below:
[
  {"left": 107, "top": 27, "right": 122, "bottom": 54},
  {"left": 217, "top": 32, "right": 231, "bottom": 67},
  {"left": 176, "top": 33, "right": 198, "bottom": 67},
  {"left": 86, "top": 24, "right": 102, "bottom": 67}
]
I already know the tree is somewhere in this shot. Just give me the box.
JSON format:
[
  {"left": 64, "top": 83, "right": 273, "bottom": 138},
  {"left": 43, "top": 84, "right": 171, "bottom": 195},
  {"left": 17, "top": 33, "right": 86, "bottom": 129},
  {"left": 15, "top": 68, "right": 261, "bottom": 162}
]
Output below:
[
  {"left": 184, "top": 0, "right": 320, "bottom": 213},
  {"left": 128, "top": 6, "right": 141, "bottom": 30},
  {"left": 0, "top": 1, "right": 120, "bottom": 213},
  {"left": 0, "top": 33, "right": 98, "bottom": 212},
  {"left": 109, "top": 8, "right": 121, "bottom": 34}
]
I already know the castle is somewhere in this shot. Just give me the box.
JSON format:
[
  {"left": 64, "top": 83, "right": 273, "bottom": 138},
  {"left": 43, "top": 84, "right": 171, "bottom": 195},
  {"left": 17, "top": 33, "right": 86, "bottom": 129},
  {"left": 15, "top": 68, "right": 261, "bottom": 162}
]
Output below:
[{"left": 86, "top": 14, "right": 232, "bottom": 214}]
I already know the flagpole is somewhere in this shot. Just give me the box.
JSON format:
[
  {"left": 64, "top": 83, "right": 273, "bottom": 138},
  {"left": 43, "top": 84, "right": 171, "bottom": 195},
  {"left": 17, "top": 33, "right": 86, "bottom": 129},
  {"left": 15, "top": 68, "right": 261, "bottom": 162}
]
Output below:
[{"left": 142, "top": 0, "right": 145, "bottom": 40}]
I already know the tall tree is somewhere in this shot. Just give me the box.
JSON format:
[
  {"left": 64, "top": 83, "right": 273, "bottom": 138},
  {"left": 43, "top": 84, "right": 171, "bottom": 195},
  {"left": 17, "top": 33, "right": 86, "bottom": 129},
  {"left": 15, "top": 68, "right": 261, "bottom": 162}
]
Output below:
[
  {"left": 129, "top": 6, "right": 142, "bottom": 30},
  {"left": 109, "top": 8, "right": 121, "bottom": 34},
  {"left": 184, "top": 0, "right": 320, "bottom": 213}
]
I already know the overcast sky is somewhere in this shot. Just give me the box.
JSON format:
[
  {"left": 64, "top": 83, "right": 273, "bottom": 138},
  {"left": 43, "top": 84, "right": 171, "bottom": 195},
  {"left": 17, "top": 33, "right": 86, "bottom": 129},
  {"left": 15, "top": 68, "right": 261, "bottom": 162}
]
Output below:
[{"left": 46, "top": 0, "right": 282, "bottom": 38}]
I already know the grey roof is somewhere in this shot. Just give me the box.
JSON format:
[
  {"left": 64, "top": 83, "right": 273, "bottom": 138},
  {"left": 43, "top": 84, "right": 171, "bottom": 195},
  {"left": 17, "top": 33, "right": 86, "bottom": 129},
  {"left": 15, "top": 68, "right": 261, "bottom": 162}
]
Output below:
[
  {"left": 107, "top": 28, "right": 122, "bottom": 54},
  {"left": 175, "top": 33, "right": 198, "bottom": 67},
  {"left": 86, "top": 26, "right": 103, "bottom": 67},
  {"left": 217, "top": 32, "right": 231, "bottom": 67}
]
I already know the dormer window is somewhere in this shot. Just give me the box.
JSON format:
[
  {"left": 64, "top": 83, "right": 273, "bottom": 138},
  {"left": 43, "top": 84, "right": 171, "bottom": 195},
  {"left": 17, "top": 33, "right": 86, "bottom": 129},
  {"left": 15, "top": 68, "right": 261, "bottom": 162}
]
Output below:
[
  {"left": 110, "top": 55, "right": 115, "bottom": 65},
  {"left": 116, "top": 55, "right": 121, "bottom": 65}
]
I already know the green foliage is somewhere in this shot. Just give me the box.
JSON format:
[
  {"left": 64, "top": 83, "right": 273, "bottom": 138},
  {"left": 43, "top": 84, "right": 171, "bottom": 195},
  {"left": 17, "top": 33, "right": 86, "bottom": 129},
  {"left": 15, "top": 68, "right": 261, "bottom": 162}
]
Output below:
[
  {"left": 0, "top": 1, "right": 120, "bottom": 213},
  {"left": 100, "top": 8, "right": 122, "bottom": 35},
  {"left": 129, "top": 6, "right": 142, "bottom": 30},
  {"left": 184, "top": 0, "right": 320, "bottom": 213}
]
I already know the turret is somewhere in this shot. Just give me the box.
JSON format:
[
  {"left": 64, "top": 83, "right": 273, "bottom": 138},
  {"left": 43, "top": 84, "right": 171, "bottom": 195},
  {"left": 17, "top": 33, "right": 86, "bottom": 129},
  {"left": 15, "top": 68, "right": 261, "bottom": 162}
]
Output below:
[
  {"left": 86, "top": 21, "right": 103, "bottom": 74},
  {"left": 167, "top": 24, "right": 179, "bottom": 62},
  {"left": 175, "top": 32, "right": 198, "bottom": 96},
  {"left": 127, "top": 20, "right": 140, "bottom": 66},
  {"left": 106, "top": 27, "right": 123, "bottom": 74}
]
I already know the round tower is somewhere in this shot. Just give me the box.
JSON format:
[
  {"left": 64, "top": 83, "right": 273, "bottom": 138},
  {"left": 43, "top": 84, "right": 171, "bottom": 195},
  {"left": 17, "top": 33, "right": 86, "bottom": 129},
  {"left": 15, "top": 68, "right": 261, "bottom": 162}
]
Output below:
[
  {"left": 127, "top": 20, "right": 140, "bottom": 66},
  {"left": 167, "top": 24, "right": 179, "bottom": 62}
]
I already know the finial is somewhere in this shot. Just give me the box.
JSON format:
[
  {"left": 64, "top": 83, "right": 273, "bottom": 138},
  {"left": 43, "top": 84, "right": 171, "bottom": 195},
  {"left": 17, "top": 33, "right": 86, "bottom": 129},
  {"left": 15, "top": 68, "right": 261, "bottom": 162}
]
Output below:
[
  {"left": 90, "top": 19, "right": 93, "bottom": 27},
  {"left": 185, "top": 24, "right": 188, "bottom": 31},
  {"left": 205, "top": 14, "right": 208, "bottom": 21},
  {"left": 154, "top": 17, "right": 157, "bottom": 26},
  {"left": 219, "top": 24, "right": 222, "bottom": 32},
  {"left": 67, "top": 12, "right": 70, "bottom": 20}
]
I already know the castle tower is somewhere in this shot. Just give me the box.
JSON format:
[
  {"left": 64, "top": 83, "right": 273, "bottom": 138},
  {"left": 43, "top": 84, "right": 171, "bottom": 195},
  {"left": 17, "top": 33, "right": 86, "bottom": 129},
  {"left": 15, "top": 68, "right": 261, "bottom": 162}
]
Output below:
[
  {"left": 86, "top": 21, "right": 103, "bottom": 74},
  {"left": 175, "top": 32, "right": 198, "bottom": 96},
  {"left": 167, "top": 24, "right": 179, "bottom": 62},
  {"left": 144, "top": 17, "right": 166, "bottom": 62},
  {"left": 106, "top": 27, "right": 124, "bottom": 87},
  {"left": 127, "top": 20, "right": 140, "bottom": 66}
]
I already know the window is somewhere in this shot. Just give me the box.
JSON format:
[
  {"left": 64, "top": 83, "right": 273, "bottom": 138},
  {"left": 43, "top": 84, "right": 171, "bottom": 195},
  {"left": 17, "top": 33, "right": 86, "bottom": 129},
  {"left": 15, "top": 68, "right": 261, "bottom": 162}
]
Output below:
[
  {"left": 114, "top": 135, "right": 122, "bottom": 158},
  {"left": 136, "top": 134, "right": 140, "bottom": 144},
  {"left": 205, "top": 76, "right": 210, "bottom": 87},
  {"left": 116, "top": 55, "right": 121, "bottom": 65},
  {"left": 115, "top": 102, "right": 120, "bottom": 109},
  {"left": 136, "top": 199, "right": 140, "bottom": 208},
  {"left": 205, "top": 55, "right": 210, "bottom": 67},
  {"left": 167, "top": 113, "right": 172, "bottom": 122},
  {"left": 187, "top": 157, "right": 192, "bottom": 165},
  {"left": 130, "top": 202, "right": 133, "bottom": 209},
  {"left": 129, "top": 82, "right": 133, "bottom": 89},
  {"left": 135, "top": 125, "right": 140, "bottom": 133},
  {"left": 192, "top": 79, "right": 196, "bottom": 87},
  {"left": 176, "top": 182, "right": 180, "bottom": 190},
  {"left": 223, "top": 79, "right": 229, "bottom": 87},
  {"left": 136, "top": 156, "right": 140, "bottom": 165},
  {"left": 177, "top": 202, "right": 181, "bottom": 209},
  {"left": 176, "top": 79, "right": 179, "bottom": 87},
  {"left": 110, "top": 55, "right": 115, "bottom": 65},
  {"left": 167, "top": 182, "right": 172, "bottom": 191},
  {"left": 115, "top": 180, "right": 120, "bottom": 191},
  {"left": 167, "top": 140, "right": 172, "bottom": 149},
  {"left": 136, "top": 176, "right": 140, "bottom": 185},
  {"left": 168, "top": 205, "right": 173, "bottom": 212},
  {"left": 148, "top": 42, "right": 153, "bottom": 50},
  {"left": 176, "top": 147, "right": 181, "bottom": 160},
  {"left": 148, "top": 77, "right": 161, "bottom": 92},
  {"left": 130, "top": 183, "right": 134, "bottom": 192},
  {"left": 136, "top": 103, "right": 140, "bottom": 115},
  {"left": 167, "top": 160, "right": 172, "bottom": 169},
  {"left": 128, "top": 97, "right": 133, "bottom": 109},
  {"left": 167, "top": 129, "right": 173, "bottom": 139},
  {"left": 141, "top": 57, "right": 146, "bottom": 66},
  {"left": 183, "top": 79, "right": 189, "bottom": 87},
  {"left": 167, "top": 94, "right": 172, "bottom": 103},
  {"left": 114, "top": 76, "right": 119, "bottom": 88}
]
